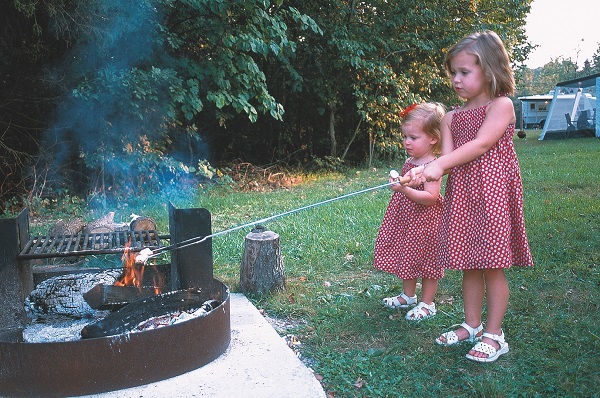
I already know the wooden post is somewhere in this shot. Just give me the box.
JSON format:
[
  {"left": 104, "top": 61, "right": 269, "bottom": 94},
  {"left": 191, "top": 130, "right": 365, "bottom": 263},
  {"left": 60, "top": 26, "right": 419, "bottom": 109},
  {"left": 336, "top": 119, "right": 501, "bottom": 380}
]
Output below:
[{"left": 239, "top": 226, "right": 285, "bottom": 295}]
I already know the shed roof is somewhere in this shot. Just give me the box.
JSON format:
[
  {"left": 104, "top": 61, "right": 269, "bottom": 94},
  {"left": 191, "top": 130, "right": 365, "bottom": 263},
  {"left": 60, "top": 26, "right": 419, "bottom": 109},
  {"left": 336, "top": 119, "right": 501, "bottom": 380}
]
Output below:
[
  {"left": 518, "top": 94, "right": 554, "bottom": 101},
  {"left": 556, "top": 72, "right": 600, "bottom": 88}
]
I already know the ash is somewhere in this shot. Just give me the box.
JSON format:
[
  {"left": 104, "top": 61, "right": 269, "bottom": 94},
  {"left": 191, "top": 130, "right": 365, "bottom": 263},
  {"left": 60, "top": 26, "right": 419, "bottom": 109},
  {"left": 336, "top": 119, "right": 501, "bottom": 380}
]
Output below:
[
  {"left": 22, "top": 301, "right": 219, "bottom": 342},
  {"left": 135, "top": 303, "right": 215, "bottom": 332},
  {"left": 22, "top": 318, "right": 93, "bottom": 342}
]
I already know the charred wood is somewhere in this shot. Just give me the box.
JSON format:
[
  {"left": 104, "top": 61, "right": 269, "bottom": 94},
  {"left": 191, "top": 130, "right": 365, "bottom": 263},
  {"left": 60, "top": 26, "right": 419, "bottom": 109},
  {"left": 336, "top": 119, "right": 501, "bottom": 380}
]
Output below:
[
  {"left": 25, "top": 269, "right": 121, "bottom": 319},
  {"left": 81, "top": 288, "right": 221, "bottom": 339},
  {"left": 83, "top": 284, "right": 160, "bottom": 310}
]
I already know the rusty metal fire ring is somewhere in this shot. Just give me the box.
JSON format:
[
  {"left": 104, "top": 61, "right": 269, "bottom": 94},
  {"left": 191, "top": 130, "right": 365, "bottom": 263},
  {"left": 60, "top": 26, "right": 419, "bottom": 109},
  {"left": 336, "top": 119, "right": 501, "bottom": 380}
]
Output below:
[{"left": 0, "top": 280, "right": 230, "bottom": 398}]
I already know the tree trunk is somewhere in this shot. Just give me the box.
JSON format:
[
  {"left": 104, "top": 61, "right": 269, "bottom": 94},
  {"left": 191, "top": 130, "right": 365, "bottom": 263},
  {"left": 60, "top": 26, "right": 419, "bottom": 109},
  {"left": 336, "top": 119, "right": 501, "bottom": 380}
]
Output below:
[
  {"left": 329, "top": 109, "right": 337, "bottom": 157},
  {"left": 239, "top": 226, "right": 285, "bottom": 295},
  {"left": 341, "top": 116, "right": 363, "bottom": 160}
]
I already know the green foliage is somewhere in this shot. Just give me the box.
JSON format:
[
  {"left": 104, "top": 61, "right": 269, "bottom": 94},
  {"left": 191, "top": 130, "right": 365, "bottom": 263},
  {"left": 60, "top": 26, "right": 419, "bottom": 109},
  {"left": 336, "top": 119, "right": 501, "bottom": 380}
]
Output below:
[
  {"left": 4, "top": 0, "right": 539, "bottom": 202},
  {"left": 163, "top": 1, "right": 320, "bottom": 124},
  {"left": 517, "top": 58, "right": 580, "bottom": 96},
  {"left": 308, "top": 156, "right": 346, "bottom": 172},
  {"left": 5, "top": 0, "right": 320, "bottom": 201},
  {"left": 195, "top": 159, "right": 234, "bottom": 185}
]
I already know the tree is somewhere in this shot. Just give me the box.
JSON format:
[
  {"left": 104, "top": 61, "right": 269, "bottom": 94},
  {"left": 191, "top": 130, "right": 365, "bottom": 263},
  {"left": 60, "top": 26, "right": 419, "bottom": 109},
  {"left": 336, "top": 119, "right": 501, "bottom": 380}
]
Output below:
[
  {"left": 4, "top": 0, "right": 320, "bottom": 201},
  {"left": 270, "top": 0, "right": 533, "bottom": 164},
  {"left": 2, "top": 0, "right": 534, "bottom": 203}
]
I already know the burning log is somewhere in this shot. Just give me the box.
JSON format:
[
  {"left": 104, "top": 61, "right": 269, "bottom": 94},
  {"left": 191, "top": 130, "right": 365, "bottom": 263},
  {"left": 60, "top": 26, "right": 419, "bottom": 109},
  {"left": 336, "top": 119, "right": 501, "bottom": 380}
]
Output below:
[
  {"left": 81, "top": 288, "right": 221, "bottom": 339},
  {"left": 83, "top": 284, "right": 159, "bottom": 310}
]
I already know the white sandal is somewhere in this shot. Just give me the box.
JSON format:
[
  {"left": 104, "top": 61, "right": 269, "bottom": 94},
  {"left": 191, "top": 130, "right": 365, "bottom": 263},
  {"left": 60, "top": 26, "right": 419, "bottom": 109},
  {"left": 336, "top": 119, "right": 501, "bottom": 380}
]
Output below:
[
  {"left": 405, "top": 302, "right": 436, "bottom": 321},
  {"left": 465, "top": 331, "right": 509, "bottom": 363},
  {"left": 435, "top": 322, "right": 483, "bottom": 346},
  {"left": 381, "top": 293, "right": 417, "bottom": 309}
]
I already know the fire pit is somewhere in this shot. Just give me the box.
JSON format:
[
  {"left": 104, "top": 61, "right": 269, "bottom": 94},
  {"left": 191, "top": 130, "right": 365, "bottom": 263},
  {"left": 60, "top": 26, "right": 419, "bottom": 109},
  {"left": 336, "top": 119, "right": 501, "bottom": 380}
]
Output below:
[{"left": 0, "top": 203, "right": 231, "bottom": 397}]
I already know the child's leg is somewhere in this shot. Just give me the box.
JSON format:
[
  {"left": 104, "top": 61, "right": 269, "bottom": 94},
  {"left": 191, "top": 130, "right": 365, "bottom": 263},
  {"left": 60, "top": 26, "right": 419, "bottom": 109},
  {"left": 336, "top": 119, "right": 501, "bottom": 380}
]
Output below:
[
  {"left": 404, "top": 278, "right": 438, "bottom": 320},
  {"left": 382, "top": 279, "right": 417, "bottom": 308},
  {"left": 468, "top": 269, "right": 509, "bottom": 358},
  {"left": 463, "top": 269, "right": 485, "bottom": 330},
  {"left": 420, "top": 278, "right": 438, "bottom": 305},
  {"left": 437, "top": 270, "right": 484, "bottom": 343},
  {"left": 402, "top": 279, "right": 418, "bottom": 298}
]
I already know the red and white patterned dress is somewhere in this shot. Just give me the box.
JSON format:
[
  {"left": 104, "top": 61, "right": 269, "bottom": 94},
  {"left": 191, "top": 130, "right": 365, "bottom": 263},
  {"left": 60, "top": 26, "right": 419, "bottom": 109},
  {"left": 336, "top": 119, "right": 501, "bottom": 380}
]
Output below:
[
  {"left": 373, "top": 159, "right": 444, "bottom": 280},
  {"left": 439, "top": 104, "right": 534, "bottom": 270}
]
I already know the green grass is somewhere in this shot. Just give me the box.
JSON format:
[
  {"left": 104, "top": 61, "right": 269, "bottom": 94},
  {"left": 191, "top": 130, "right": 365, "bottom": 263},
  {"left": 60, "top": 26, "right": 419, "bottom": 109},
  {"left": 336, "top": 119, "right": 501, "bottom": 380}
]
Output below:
[
  {"left": 192, "top": 132, "right": 598, "bottom": 397},
  {"left": 12, "top": 132, "right": 600, "bottom": 397}
]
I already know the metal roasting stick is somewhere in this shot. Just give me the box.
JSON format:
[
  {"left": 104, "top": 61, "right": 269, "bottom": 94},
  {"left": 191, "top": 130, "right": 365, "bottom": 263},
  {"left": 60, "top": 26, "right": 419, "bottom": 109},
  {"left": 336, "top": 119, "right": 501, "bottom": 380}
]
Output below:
[{"left": 139, "top": 172, "right": 411, "bottom": 262}]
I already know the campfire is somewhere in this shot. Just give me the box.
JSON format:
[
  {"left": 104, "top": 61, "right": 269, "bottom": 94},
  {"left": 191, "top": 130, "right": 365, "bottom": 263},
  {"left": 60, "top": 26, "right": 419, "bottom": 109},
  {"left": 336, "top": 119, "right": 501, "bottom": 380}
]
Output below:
[
  {"left": 0, "top": 203, "right": 231, "bottom": 397},
  {"left": 115, "top": 241, "right": 150, "bottom": 288},
  {"left": 82, "top": 241, "right": 166, "bottom": 312}
]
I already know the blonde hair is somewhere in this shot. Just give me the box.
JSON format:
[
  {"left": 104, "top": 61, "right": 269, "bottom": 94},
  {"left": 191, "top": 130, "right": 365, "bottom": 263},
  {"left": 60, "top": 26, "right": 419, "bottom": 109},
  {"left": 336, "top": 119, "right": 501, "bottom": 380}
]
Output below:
[
  {"left": 444, "top": 30, "right": 515, "bottom": 97},
  {"left": 403, "top": 102, "right": 445, "bottom": 155}
]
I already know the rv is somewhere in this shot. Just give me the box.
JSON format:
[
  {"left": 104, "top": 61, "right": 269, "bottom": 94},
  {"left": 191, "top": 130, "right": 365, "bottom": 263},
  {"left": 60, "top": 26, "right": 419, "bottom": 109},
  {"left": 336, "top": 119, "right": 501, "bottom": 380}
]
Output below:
[{"left": 518, "top": 93, "right": 553, "bottom": 129}]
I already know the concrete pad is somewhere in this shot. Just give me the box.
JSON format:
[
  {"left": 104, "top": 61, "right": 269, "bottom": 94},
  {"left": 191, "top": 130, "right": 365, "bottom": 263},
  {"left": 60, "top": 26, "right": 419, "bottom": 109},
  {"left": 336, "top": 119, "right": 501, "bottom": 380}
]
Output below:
[{"left": 84, "top": 293, "right": 326, "bottom": 398}]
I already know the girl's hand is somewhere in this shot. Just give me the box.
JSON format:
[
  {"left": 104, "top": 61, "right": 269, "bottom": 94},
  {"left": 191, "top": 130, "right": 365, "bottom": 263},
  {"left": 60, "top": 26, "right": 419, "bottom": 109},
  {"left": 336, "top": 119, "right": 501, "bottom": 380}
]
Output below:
[
  {"left": 403, "top": 167, "right": 423, "bottom": 187},
  {"left": 389, "top": 175, "right": 406, "bottom": 192},
  {"left": 422, "top": 161, "right": 444, "bottom": 182}
]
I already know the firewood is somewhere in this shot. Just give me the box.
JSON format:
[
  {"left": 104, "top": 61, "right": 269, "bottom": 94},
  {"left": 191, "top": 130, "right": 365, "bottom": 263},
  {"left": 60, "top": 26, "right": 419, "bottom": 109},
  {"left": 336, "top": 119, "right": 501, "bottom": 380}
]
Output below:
[
  {"left": 83, "top": 212, "right": 115, "bottom": 234},
  {"left": 83, "top": 284, "right": 159, "bottom": 310},
  {"left": 48, "top": 218, "right": 85, "bottom": 236},
  {"left": 80, "top": 288, "right": 221, "bottom": 339},
  {"left": 25, "top": 269, "right": 122, "bottom": 319},
  {"left": 130, "top": 216, "right": 157, "bottom": 231}
]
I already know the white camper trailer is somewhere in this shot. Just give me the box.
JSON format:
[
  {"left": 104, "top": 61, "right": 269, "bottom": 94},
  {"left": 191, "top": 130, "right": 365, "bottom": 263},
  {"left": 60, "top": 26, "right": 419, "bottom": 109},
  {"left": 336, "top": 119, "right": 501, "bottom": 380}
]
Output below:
[
  {"left": 539, "top": 73, "right": 599, "bottom": 140},
  {"left": 518, "top": 93, "right": 553, "bottom": 129}
]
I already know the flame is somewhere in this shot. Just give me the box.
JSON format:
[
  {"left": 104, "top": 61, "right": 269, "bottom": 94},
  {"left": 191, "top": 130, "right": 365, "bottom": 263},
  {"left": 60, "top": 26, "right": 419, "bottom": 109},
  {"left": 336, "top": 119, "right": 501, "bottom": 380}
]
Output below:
[
  {"left": 152, "top": 271, "right": 164, "bottom": 295},
  {"left": 115, "top": 240, "right": 144, "bottom": 288},
  {"left": 115, "top": 240, "right": 164, "bottom": 294}
]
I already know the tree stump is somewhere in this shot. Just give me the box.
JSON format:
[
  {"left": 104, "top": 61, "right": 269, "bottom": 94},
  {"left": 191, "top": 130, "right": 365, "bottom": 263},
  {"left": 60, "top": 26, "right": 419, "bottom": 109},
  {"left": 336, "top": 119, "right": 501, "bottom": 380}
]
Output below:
[{"left": 239, "top": 226, "right": 285, "bottom": 295}]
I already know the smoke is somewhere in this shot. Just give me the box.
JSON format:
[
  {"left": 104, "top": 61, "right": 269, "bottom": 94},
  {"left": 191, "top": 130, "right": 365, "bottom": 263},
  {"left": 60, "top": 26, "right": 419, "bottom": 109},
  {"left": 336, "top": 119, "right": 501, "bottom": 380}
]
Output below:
[{"left": 44, "top": 0, "right": 201, "bottom": 203}]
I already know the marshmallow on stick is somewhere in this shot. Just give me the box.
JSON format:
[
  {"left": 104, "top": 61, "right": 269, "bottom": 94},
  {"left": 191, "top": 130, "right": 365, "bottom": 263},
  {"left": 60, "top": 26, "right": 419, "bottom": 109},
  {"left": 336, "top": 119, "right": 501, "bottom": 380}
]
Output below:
[
  {"left": 135, "top": 248, "right": 154, "bottom": 265},
  {"left": 389, "top": 169, "right": 411, "bottom": 185}
]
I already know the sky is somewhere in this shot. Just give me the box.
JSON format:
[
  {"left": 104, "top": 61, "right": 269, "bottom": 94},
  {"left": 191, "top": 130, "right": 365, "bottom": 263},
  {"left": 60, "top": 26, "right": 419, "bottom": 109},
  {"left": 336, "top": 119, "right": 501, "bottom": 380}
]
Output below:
[{"left": 524, "top": 0, "right": 600, "bottom": 69}]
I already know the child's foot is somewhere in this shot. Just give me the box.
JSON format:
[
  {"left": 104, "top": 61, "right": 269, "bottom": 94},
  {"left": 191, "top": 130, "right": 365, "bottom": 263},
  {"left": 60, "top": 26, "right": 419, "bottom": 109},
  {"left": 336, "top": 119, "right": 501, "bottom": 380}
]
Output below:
[
  {"left": 435, "top": 322, "right": 483, "bottom": 346},
  {"left": 381, "top": 293, "right": 417, "bottom": 309},
  {"left": 465, "top": 331, "right": 509, "bottom": 362},
  {"left": 405, "top": 302, "right": 436, "bottom": 321}
]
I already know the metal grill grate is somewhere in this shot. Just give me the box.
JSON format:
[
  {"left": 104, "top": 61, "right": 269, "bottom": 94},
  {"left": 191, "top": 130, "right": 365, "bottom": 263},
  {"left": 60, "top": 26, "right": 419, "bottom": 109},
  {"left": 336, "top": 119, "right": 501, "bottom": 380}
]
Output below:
[{"left": 18, "top": 230, "right": 162, "bottom": 259}]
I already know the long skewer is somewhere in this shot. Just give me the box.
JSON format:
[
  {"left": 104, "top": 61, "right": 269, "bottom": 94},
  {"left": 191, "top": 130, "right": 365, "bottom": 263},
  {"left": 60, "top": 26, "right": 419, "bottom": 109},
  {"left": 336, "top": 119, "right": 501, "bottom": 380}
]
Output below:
[{"left": 136, "top": 172, "right": 410, "bottom": 263}]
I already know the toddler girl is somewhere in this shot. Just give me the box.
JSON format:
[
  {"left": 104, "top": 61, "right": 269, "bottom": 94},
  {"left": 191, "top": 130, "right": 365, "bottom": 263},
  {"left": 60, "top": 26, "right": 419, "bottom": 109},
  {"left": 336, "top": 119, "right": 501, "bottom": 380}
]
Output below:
[{"left": 374, "top": 102, "right": 445, "bottom": 321}]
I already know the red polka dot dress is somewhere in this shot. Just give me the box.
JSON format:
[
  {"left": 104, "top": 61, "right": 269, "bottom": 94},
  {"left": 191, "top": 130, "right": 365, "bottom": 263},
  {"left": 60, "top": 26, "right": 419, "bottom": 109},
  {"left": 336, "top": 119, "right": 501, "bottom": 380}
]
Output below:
[
  {"left": 373, "top": 160, "right": 444, "bottom": 280},
  {"left": 440, "top": 104, "right": 534, "bottom": 270}
]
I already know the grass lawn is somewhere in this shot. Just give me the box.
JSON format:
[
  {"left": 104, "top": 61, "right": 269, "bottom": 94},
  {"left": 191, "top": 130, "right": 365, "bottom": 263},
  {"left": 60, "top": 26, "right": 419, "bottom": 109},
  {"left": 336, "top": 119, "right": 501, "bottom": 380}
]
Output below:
[
  {"left": 206, "top": 132, "right": 598, "bottom": 397},
  {"left": 178, "top": 131, "right": 597, "bottom": 397},
  {"left": 10, "top": 131, "right": 599, "bottom": 397}
]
